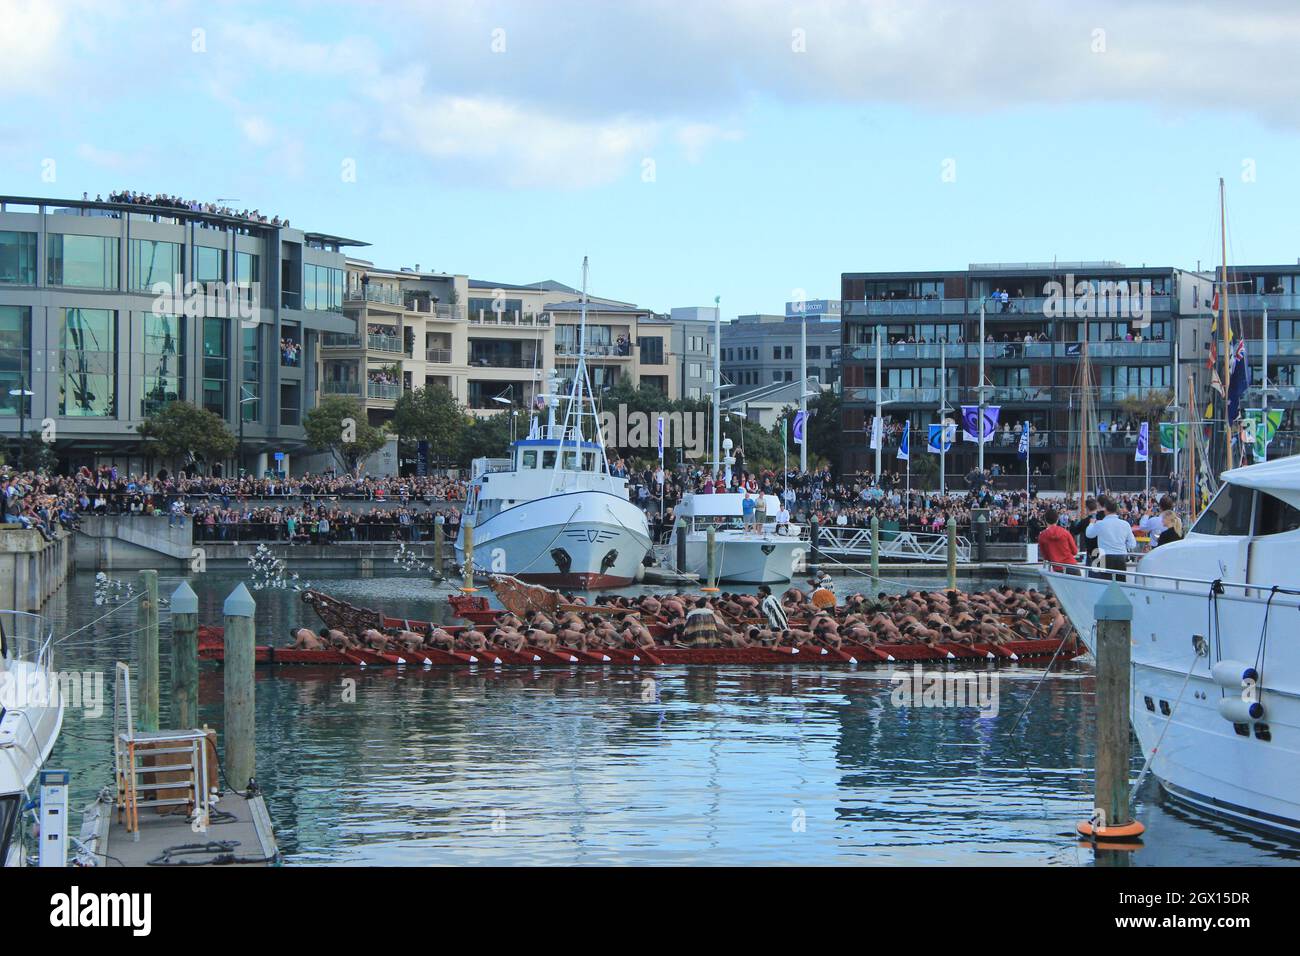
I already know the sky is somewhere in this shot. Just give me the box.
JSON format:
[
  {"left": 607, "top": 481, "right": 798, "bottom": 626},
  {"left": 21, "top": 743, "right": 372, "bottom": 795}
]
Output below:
[{"left": 4, "top": 0, "right": 1300, "bottom": 315}]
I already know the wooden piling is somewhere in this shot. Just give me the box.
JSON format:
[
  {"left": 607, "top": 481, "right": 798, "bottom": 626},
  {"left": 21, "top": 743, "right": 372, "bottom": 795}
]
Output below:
[
  {"left": 701, "top": 527, "right": 719, "bottom": 593},
  {"left": 675, "top": 521, "right": 687, "bottom": 574},
  {"left": 461, "top": 522, "right": 477, "bottom": 593},
  {"left": 870, "top": 515, "right": 880, "bottom": 582},
  {"left": 137, "top": 569, "right": 159, "bottom": 733},
  {"left": 946, "top": 517, "right": 958, "bottom": 591},
  {"left": 222, "top": 583, "right": 257, "bottom": 793},
  {"left": 433, "top": 522, "right": 445, "bottom": 581},
  {"left": 169, "top": 580, "right": 199, "bottom": 729},
  {"left": 1091, "top": 583, "right": 1141, "bottom": 840}
]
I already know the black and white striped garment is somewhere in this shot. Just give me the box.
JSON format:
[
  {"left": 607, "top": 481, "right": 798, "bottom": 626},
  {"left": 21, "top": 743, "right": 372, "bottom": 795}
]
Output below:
[{"left": 760, "top": 593, "right": 788, "bottom": 630}]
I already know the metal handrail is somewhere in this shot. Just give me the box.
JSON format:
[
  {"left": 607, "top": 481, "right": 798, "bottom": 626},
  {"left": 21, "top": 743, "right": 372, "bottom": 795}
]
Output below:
[{"left": 1040, "top": 558, "right": 1300, "bottom": 602}]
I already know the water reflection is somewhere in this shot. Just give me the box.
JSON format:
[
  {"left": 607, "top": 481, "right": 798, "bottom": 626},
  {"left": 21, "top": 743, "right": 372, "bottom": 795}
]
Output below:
[{"left": 43, "top": 571, "right": 1300, "bottom": 866}]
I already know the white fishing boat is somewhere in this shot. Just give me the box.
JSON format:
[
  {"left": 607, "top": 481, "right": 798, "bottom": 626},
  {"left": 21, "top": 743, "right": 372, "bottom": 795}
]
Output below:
[
  {"left": 0, "top": 610, "right": 63, "bottom": 866},
  {"left": 676, "top": 492, "right": 805, "bottom": 583},
  {"left": 454, "top": 258, "right": 652, "bottom": 589}
]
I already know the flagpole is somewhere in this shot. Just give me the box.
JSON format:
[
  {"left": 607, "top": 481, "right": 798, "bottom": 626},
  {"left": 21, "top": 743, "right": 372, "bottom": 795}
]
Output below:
[
  {"left": 874, "top": 324, "right": 883, "bottom": 480},
  {"left": 800, "top": 312, "right": 808, "bottom": 473},
  {"left": 1220, "top": 177, "right": 1231, "bottom": 475},
  {"left": 939, "top": 342, "right": 947, "bottom": 495},
  {"left": 905, "top": 427, "right": 910, "bottom": 522},
  {"left": 978, "top": 302, "right": 986, "bottom": 475}
]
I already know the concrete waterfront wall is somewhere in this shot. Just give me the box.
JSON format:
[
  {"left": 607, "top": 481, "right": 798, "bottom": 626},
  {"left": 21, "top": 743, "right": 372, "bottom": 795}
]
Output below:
[
  {"left": 74, "top": 515, "right": 195, "bottom": 571},
  {"left": 0, "top": 528, "right": 74, "bottom": 611}
]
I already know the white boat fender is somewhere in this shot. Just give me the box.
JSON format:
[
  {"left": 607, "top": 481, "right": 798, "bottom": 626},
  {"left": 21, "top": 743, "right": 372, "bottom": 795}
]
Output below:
[
  {"left": 885, "top": 654, "right": 896, "bottom": 662},
  {"left": 1218, "top": 697, "right": 1264, "bottom": 723},
  {"left": 946, "top": 652, "right": 956, "bottom": 660},
  {"left": 848, "top": 657, "right": 858, "bottom": 664},
  {"left": 1211, "top": 660, "right": 1259, "bottom": 688},
  {"left": 532, "top": 655, "right": 542, "bottom": 662}
]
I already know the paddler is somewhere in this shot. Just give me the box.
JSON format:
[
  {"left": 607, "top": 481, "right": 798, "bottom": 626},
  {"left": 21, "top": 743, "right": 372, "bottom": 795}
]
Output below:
[
  {"left": 684, "top": 598, "right": 721, "bottom": 647},
  {"left": 809, "top": 573, "right": 836, "bottom": 610},
  {"left": 289, "top": 627, "right": 328, "bottom": 650}
]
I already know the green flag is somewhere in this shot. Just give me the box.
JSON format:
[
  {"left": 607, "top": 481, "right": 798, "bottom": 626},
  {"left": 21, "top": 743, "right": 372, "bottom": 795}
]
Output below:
[
  {"left": 1244, "top": 408, "right": 1283, "bottom": 462},
  {"left": 1158, "top": 422, "right": 1188, "bottom": 454}
]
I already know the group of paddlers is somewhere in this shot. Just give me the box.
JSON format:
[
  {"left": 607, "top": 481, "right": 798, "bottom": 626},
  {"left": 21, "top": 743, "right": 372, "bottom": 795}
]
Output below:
[{"left": 287, "top": 579, "right": 1075, "bottom": 657}]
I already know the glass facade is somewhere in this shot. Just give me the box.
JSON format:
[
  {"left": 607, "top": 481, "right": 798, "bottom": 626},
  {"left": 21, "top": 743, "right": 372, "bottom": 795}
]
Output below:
[
  {"left": 0, "top": 306, "right": 31, "bottom": 416},
  {"left": 202, "top": 318, "right": 228, "bottom": 417},
  {"left": 141, "top": 313, "right": 184, "bottom": 417},
  {"left": 47, "top": 234, "right": 119, "bottom": 288},
  {"left": 0, "top": 231, "right": 38, "bottom": 285},
  {"left": 235, "top": 251, "right": 260, "bottom": 307},
  {"left": 241, "top": 325, "right": 260, "bottom": 422},
  {"left": 194, "top": 245, "right": 226, "bottom": 290},
  {"left": 59, "top": 308, "right": 117, "bottom": 417},
  {"left": 303, "top": 264, "right": 343, "bottom": 312},
  {"left": 129, "top": 239, "right": 182, "bottom": 291}
]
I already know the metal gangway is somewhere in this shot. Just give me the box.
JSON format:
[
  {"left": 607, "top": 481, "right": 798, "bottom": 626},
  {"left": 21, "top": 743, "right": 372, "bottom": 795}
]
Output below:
[{"left": 815, "top": 526, "right": 971, "bottom": 563}]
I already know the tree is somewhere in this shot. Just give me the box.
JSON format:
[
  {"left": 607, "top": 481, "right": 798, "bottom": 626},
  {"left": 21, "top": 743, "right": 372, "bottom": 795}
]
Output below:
[
  {"left": 1120, "top": 390, "right": 1176, "bottom": 431},
  {"left": 458, "top": 412, "right": 515, "bottom": 466},
  {"left": 773, "top": 389, "right": 841, "bottom": 473},
  {"left": 392, "top": 385, "right": 467, "bottom": 462},
  {"left": 136, "top": 401, "right": 236, "bottom": 469},
  {"left": 304, "top": 395, "right": 388, "bottom": 474}
]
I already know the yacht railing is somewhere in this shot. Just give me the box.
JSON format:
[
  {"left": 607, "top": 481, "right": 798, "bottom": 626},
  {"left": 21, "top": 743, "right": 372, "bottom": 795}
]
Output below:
[
  {"left": 0, "top": 610, "right": 54, "bottom": 672},
  {"left": 1041, "top": 559, "right": 1300, "bottom": 603}
]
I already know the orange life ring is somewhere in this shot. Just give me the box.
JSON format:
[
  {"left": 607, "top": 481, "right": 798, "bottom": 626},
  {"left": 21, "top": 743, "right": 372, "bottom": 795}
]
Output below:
[{"left": 1076, "top": 819, "right": 1145, "bottom": 840}]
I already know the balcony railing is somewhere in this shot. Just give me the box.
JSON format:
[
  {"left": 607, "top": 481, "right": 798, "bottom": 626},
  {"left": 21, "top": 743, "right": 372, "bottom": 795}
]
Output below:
[
  {"left": 1245, "top": 339, "right": 1300, "bottom": 357},
  {"left": 425, "top": 348, "right": 453, "bottom": 364},
  {"left": 845, "top": 294, "right": 1174, "bottom": 318},
  {"left": 322, "top": 381, "right": 361, "bottom": 395},
  {"left": 1234, "top": 293, "right": 1300, "bottom": 312},
  {"left": 468, "top": 354, "right": 538, "bottom": 369},
  {"left": 846, "top": 340, "right": 1173, "bottom": 361},
  {"left": 846, "top": 384, "right": 1166, "bottom": 406},
  {"left": 468, "top": 309, "right": 551, "bottom": 327},
  {"left": 367, "top": 333, "right": 404, "bottom": 354},
  {"left": 367, "top": 382, "right": 400, "bottom": 401},
  {"left": 347, "top": 285, "right": 404, "bottom": 306},
  {"left": 322, "top": 333, "right": 361, "bottom": 349},
  {"left": 407, "top": 300, "right": 465, "bottom": 320},
  {"left": 555, "top": 343, "right": 632, "bottom": 358}
]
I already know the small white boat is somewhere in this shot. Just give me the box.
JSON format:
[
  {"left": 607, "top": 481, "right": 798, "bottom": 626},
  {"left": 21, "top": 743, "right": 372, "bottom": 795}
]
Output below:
[
  {"left": 676, "top": 492, "right": 806, "bottom": 583},
  {"left": 1044, "top": 454, "right": 1300, "bottom": 838},
  {"left": 0, "top": 610, "right": 63, "bottom": 867}
]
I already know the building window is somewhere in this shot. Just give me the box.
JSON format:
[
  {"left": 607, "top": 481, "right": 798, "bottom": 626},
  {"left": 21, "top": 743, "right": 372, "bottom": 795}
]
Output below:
[
  {"left": 130, "top": 239, "right": 182, "bottom": 292},
  {"left": 0, "top": 306, "right": 31, "bottom": 416},
  {"left": 638, "top": 336, "right": 664, "bottom": 365},
  {"left": 241, "top": 326, "right": 260, "bottom": 422},
  {"left": 236, "top": 251, "right": 260, "bottom": 307},
  {"left": 688, "top": 362, "right": 701, "bottom": 378},
  {"left": 194, "top": 245, "right": 226, "bottom": 291},
  {"left": 688, "top": 386, "right": 701, "bottom": 400},
  {"left": 48, "top": 234, "right": 118, "bottom": 289},
  {"left": 304, "top": 263, "right": 344, "bottom": 312},
  {"left": 59, "top": 308, "right": 117, "bottom": 417},
  {"left": 141, "top": 314, "right": 184, "bottom": 418},
  {"left": 807, "top": 346, "right": 821, "bottom": 359},
  {"left": 772, "top": 346, "right": 781, "bottom": 360},
  {"left": 0, "top": 232, "right": 38, "bottom": 285},
  {"left": 784, "top": 346, "right": 793, "bottom": 360}
]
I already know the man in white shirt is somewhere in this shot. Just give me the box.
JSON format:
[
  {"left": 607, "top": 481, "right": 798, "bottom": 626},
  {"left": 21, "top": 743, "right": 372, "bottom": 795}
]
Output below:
[
  {"left": 1085, "top": 497, "right": 1137, "bottom": 580},
  {"left": 776, "top": 505, "right": 791, "bottom": 534}
]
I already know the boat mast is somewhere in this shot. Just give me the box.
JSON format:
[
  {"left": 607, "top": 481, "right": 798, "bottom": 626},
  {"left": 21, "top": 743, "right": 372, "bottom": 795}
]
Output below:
[
  {"left": 711, "top": 295, "right": 721, "bottom": 477},
  {"left": 1187, "top": 372, "right": 1197, "bottom": 521},
  {"left": 1079, "top": 335, "right": 1089, "bottom": 506},
  {"left": 1220, "top": 177, "right": 1232, "bottom": 472}
]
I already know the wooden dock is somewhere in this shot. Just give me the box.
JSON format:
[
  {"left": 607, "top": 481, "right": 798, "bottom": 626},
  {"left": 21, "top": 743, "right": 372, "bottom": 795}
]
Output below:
[{"left": 79, "top": 789, "right": 279, "bottom": 867}]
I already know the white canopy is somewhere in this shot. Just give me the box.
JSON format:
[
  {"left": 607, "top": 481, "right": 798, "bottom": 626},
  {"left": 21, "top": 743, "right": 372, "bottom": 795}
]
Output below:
[{"left": 679, "top": 492, "right": 782, "bottom": 518}]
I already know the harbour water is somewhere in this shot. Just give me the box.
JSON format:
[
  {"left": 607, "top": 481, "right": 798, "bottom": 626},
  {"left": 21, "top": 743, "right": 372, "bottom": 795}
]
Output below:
[{"left": 46, "top": 570, "right": 1299, "bottom": 866}]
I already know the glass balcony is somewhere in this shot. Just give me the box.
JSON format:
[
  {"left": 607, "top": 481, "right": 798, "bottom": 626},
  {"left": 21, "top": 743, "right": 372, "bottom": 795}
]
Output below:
[
  {"left": 322, "top": 333, "right": 361, "bottom": 349},
  {"left": 425, "top": 348, "right": 452, "bottom": 364},
  {"left": 367, "top": 332, "right": 404, "bottom": 354},
  {"left": 1245, "top": 339, "right": 1300, "bottom": 357},
  {"left": 367, "top": 382, "right": 400, "bottom": 401},
  {"left": 1234, "top": 293, "right": 1300, "bottom": 313},
  {"left": 322, "top": 380, "right": 360, "bottom": 395}
]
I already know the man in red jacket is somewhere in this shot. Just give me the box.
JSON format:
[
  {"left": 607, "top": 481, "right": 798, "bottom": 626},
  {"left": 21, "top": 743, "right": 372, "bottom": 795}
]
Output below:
[{"left": 1037, "top": 508, "right": 1078, "bottom": 569}]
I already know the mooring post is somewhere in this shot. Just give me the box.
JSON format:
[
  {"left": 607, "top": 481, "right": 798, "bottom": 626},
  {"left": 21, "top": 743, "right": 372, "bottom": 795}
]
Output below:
[
  {"left": 1094, "top": 583, "right": 1136, "bottom": 834},
  {"left": 675, "top": 520, "right": 686, "bottom": 574},
  {"left": 870, "top": 514, "right": 880, "bottom": 582},
  {"left": 222, "top": 583, "right": 257, "bottom": 792},
  {"left": 433, "top": 521, "right": 445, "bottom": 581},
  {"left": 137, "top": 569, "right": 160, "bottom": 733},
  {"left": 461, "top": 521, "right": 477, "bottom": 593},
  {"left": 170, "top": 580, "right": 199, "bottom": 729},
  {"left": 947, "top": 516, "right": 958, "bottom": 592},
  {"left": 702, "top": 528, "right": 719, "bottom": 592}
]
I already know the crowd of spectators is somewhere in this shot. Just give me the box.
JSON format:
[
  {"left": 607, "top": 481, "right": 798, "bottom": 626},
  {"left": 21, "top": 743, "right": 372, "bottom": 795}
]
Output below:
[
  {"left": 97, "top": 190, "right": 291, "bottom": 227},
  {"left": 281, "top": 338, "right": 300, "bottom": 366}
]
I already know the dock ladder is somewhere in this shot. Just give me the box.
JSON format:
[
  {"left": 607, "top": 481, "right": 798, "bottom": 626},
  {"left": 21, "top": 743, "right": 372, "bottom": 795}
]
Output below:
[{"left": 113, "top": 662, "right": 212, "bottom": 836}]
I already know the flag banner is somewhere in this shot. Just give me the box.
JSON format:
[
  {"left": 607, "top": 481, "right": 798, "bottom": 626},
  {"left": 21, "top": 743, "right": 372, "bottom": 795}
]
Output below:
[
  {"left": 869, "top": 415, "right": 882, "bottom": 450},
  {"left": 960, "top": 405, "right": 1000, "bottom": 442},
  {"left": 897, "top": 427, "right": 910, "bottom": 461},
  {"left": 1065, "top": 342, "right": 1082, "bottom": 356},
  {"left": 1158, "top": 422, "right": 1188, "bottom": 454},
  {"left": 1245, "top": 408, "right": 1282, "bottom": 463},
  {"left": 1227, "top": 338, "right": 1250, "bottom": 423},
  {"left": 1017, "top": 421, "right": 1030, "bottom": 461},
  {"left": 793, "top": 410, "right": 807, "bottom": 446},
  {"left": 927, "top": 423, "right": 955, "bottom": 454},
  {"left": 1135, "top": 422, "right": 1149, "bottom": 462},
  {"left": 657, "top": 415, "right": 664, "bottom": 457}
]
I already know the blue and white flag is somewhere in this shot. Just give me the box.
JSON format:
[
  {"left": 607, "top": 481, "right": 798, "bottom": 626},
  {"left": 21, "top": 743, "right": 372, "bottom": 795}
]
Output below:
[
  {"left": 868, "top": 415, "right": 882, "bottom": 450},
  {"left": 793, "top": 410, "right": 807, "bottom": 445},
  {"left": 1017, "top": 421, "right": 1030, "bottom": 461},
  {"left": 927, "top": 423, "right": 955, "bottom": 454},
  {"left": 897, "top": 427, "right": 910, "bottom": 461},
  {"left": 657, "top": 415, "right": 664, "bottom": 458},
  {"left": 960, "top": 405, "right": 1000, "bottom": 442},
  {"left": 1135, "top": 421, "right": 1149, "bottom": 463}
]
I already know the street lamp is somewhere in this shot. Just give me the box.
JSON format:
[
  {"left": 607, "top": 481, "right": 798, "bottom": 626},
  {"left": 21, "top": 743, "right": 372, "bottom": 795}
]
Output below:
[{"left": 9, "top": 386, "right": 33, "bottom": 471}]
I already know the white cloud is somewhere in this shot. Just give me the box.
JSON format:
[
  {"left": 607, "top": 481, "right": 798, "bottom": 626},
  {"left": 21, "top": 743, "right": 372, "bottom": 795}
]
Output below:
[
  {"left": 240, "top": 116, "right": 274, "bottom": 147},
  {"left": 675, "top": 124, "right": 744, "bottom": 163},
  {"left": 0, "top": 0, "right": 66, "bottom": 89}
]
